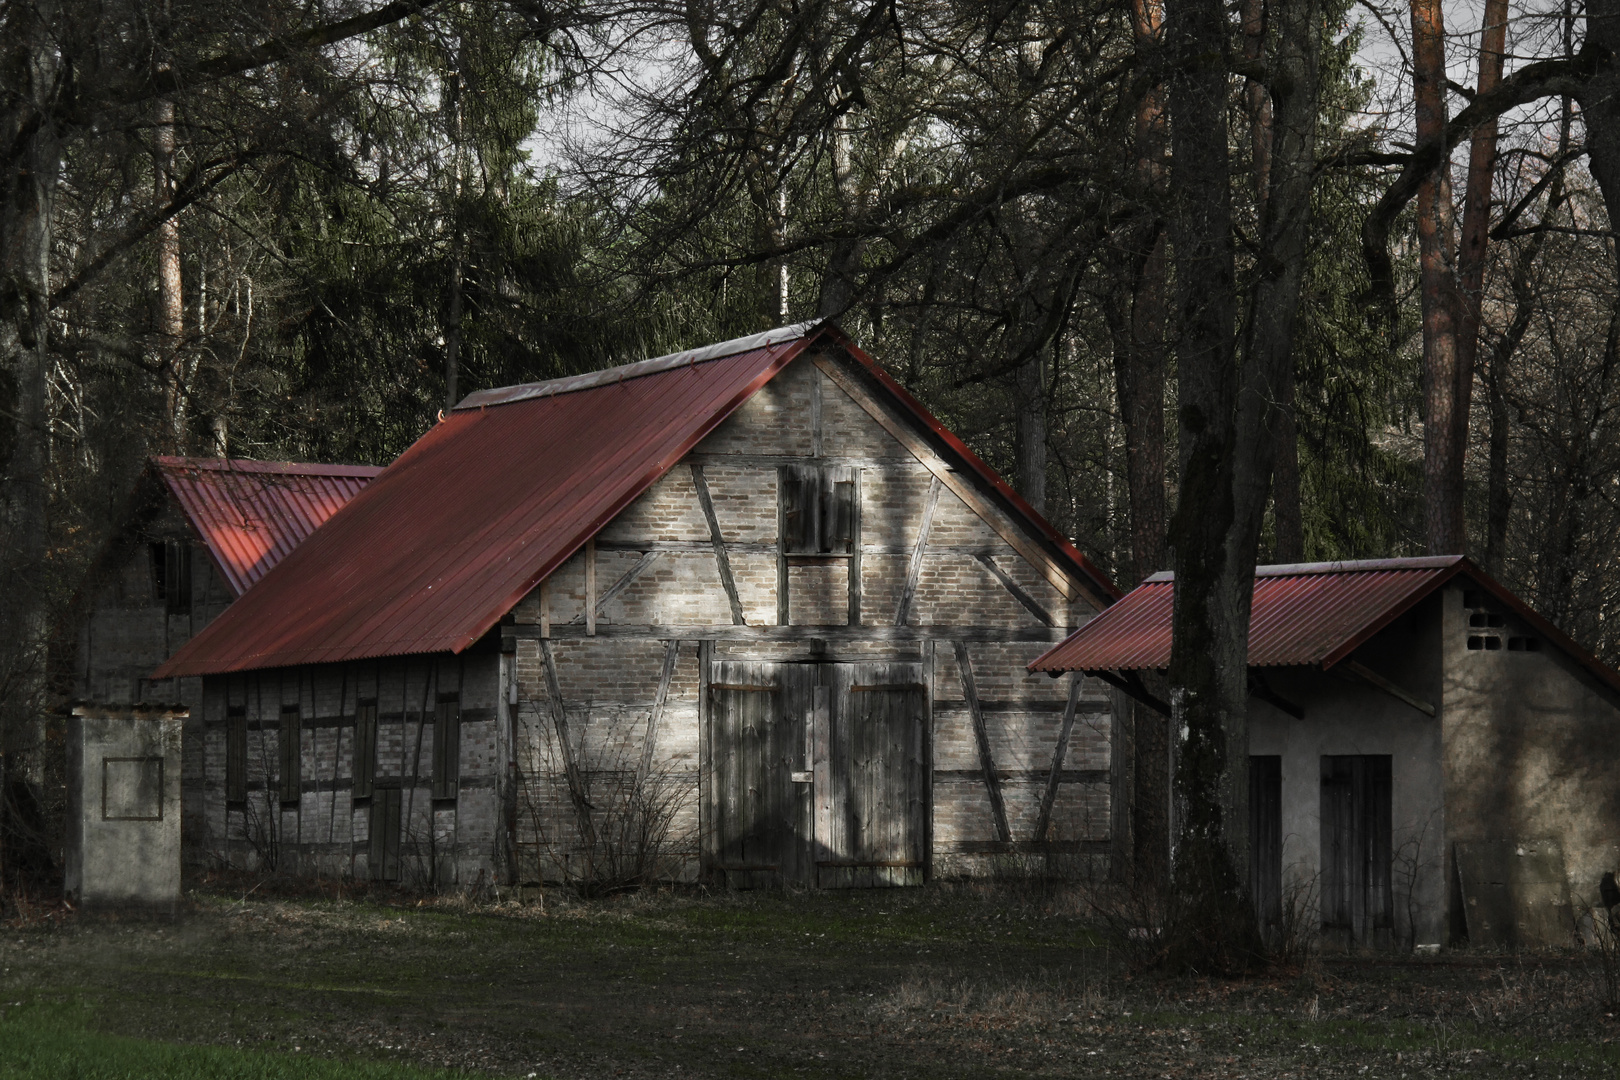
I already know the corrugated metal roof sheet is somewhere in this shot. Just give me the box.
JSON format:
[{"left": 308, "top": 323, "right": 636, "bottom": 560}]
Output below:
[
  {"left": 155, "top": 332, "right": 815, "bottom": 676},
  {"left": 1028, "top": 555, "right": 1620, "bottom": 696},
  {"left": 156, "top": 322, "right": 1118, "bottom": 678},
  {"left": 154, "top": 457, "right": 381, "bottom": 597}
]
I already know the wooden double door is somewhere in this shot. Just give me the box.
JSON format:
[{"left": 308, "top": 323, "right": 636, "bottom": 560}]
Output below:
[{"left": 708, "top": 660, "right": 928, "bottom": 888}]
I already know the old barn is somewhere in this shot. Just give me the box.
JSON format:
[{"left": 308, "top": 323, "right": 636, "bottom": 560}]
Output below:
[
  {"left": 66, "top": 456, "right": 380, "bottom": 847},
  {"left": 1030, "top": 556, "right": 1620, "bottom": 950},
  {"left": 155, "top": 323, "right": 1121, "bottom": 887}
]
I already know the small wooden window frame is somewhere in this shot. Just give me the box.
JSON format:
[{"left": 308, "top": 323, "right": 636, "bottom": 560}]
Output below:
[
  {"left": 279, "top": 705, "right": 302, "bottom": 806},
  {"left": 432, "top": 695, "right": 461, "bottom": 801}
]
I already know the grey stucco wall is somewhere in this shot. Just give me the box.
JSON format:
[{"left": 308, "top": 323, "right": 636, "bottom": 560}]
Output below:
[{"left": 1251, "top": 592, "right": 1448, "bottom": 949}]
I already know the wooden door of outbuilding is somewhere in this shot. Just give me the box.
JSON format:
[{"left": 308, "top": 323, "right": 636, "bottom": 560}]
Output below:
[
  {"left": 1320, "top": 754, "right": 1392, "bottom": 946},
  {"left": 707, "top": 660, "right": 928, "bottom": 889}
]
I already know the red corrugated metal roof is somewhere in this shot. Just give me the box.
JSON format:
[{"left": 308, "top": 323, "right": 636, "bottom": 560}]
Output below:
[
  {"left": 1029, "top": 556, "right": 1620, "bottom": 696},
  {"left": 154, "top": 457, "right": 381, "bottom": 597},
  {"left": 157, "top": 322, "right": 1116, "bottom": 678}
]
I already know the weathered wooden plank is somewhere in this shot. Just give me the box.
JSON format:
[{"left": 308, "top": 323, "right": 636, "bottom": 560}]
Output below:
[
  {"left": 639, "top": 640, "right": 680, "bottom": 780},
  {"left": 585, "top": 539, "right": 597, "bottom": 637},
  {"left": 812, "top": 683, "right": 832, "bottom": 872},
  {"left": 698, "top": 640, "right": 715, "bottom": 867},
  {"left": 896, "top": 476, "right": 942, "bottom": 626},
  {"left": 974, "top": 553, "right": 1055, "bottom": 627},
  {"left": 953, "top": 641, "right": 1011, "bottom": 844},
  {"left": 848, "top": 469, "right": 862, "bottom": 625},
  {"left": 504, "top": 623, "right": 1075, "bottom": 644},
  {"left": 539, "top": 578, "right": 551, "bottom": 639},
  {"left": 934, "top": 768, "right": 1107, "bottom": 784},
  {"left": 811, "top": 365, "right": 823, "bottom": 457},
  {"left": 776, "top": 469, "right": 790, "bottom": 626},
  {"left": 814, "top": 355, "right": 1099, "bottom": 608},
  {"left": 690, "top": 463, "right": 747, "bottom": 625},
  {"left": 595, "top": 538, "right": 1035, "bottom": 557},
  {"left": 939, "top": 840, "right": 1110, "bottom": 855},
  {"left": 684, "top": 451, "right": 922, "bottom": 470},
  {"left": 1033, "top": 675, "right": 1085, "bottom": 842}
]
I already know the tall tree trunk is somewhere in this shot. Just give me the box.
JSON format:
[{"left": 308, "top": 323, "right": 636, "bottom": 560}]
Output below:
[
  {"left": 154, "top": 98, "right": 187, "bottom": 451},
  {"left": 1109, "top": 0, "right": 1171, "bottom": 895},
  {"left": 1015, "top": 350, "right": 1048, "bottom": 514},
  {"left": 818, "top": 118, "right": 863, "bottom": 320},
  {"left": 1163, "top": 0, "right": 1262, "bottom": 971},
  {"left": 1410, "top": 0, "right": 1467, "bottom": 555},
  {"left": 1244, "top": 0, "right": 1302, "bottom": 562},
  {"left": 1484, "top": 98, "right": 1570, "bottom": 573},
  {"left": 0, "top": 1, "right": 64, "bottom": 887}
]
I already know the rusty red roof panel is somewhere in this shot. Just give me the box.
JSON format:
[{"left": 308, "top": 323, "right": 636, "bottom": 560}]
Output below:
[
  {"left": 156, "top": 333, "right": 816, "bottom": 676},
  {"left": 154, "top": 457, "right": 382, "bottom": 597},
  {"left": 1029, "top": 557, "right": 1463, "bottom": 673},
  {"left": 1030, "top": 555, "right": 1620, "bottom": 696},
  {"left": 157, "top": 322, "right": 1119, "bottom": 678}
]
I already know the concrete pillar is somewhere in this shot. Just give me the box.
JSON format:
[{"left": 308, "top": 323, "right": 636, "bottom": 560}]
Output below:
[{"left": 65, "top": 704, "right": 185, "bottom": 914}]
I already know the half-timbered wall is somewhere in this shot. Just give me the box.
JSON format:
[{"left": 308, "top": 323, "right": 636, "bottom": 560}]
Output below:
[
  {"left": 192, "top": 652, "right": 505, "bottom": 885},
  {"left": 506, "top": 350, "right": 1112, "bottom": 883}
]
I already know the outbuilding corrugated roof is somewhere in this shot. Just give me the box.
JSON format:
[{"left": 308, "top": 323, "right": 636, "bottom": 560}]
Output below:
[
  {"left": 154, "top": 457, "right": 381, "bottom": 596},
  {"left": 1028, "top": 555, "right": 1620, "bottom": 695},
  {"left": 156, "top": 322, "right": 1115, "bottom": 678}
]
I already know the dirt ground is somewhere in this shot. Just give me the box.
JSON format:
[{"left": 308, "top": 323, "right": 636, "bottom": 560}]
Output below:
[{"left": 3, "top": 880, "right": 1618, "bottom": 1079}]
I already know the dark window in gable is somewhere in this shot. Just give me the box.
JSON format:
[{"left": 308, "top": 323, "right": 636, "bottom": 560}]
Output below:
[
  {"left": 225, "top": 706, "right": 247, "bottom": 804},
  {"left": 432, "top": 696, "right": 461, "bottom": 800},
  {"left": 279, "top": 705, "right": 301, "bottom": 805},
  {"left": 149, "top": 541, "right": 192, "bottom": 614},
  {"left": 780, "top": 465, "right": 857, "bottom": 555}
]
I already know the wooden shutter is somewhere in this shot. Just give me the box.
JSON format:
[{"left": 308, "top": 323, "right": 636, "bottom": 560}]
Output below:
[
  {"left": 1320, "top": 755, "right": 1393, "bottom": 941},
  {"left": 781, "top": 466, "right": 858, "bottom": 554},
  {"left": 225, "top": 706, "right": 247, "bottom": 804},
  {"left": 369, "top": 788, "right": 402, "bottom": 881},
  {"left": 165, "top": 542, "right": 193, "bottom": 614},
  {"left": 824, "top": 471, "right": 856, "bottom": 554},
  {"left": 1249, "top": 755, "right": 1282, "bottom": 930},
  {"left": 279, "top": 705, "right": 301, "bottom": 806},
  {"left": 352, "top": 702, "right": 377, "bottom": 800},
  {"left": 432, "top": 698, "right": 460, "bottom": 800}
]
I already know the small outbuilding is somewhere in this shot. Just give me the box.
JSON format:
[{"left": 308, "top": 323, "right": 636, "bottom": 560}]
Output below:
[
  {"left": 64, "top": 457, "right": 380, "bottom": 849},
  {"left": 1029, "top": 556, "right": 1620, "bottom": 950},
  {"left": 156, "top": 322, "right": 1121, "bottom": 887}
]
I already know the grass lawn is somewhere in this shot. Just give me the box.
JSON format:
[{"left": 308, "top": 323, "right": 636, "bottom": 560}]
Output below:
[
  {"left": 2, "top": 880, "right": 1618, "bottom": 1078},
  {"left": 0, "top": 1002, "right": 481, "bottom": 1079}
]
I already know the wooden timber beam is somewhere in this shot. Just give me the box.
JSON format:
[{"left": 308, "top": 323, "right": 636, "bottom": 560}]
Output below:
[
  {"left": 896, "top": 476, "right": 942, "bottom": 626},
  {"left": 939, "top": 840, "right": 1110, "bottom": 855},
  {"left": 540, "top": 640, "right": 595, "bottom": 848},
  {"left": 1248, "top": 671, "right": 1305, "bottom": 720},
  {"left": 1339, "top": 659, "right": 1437, "bottom": 717},
  {"left": 953, "top": 640, "right": 1012, "bottom": 844},
  {"left": 1033, "top": 675, "right": 1085, "bottom": 842},
  {"left": 974, "top": 553, "right": 1055, "bottom": 627},
  {"left": 594, "top": 538, "right": 1044, "bottom": 558},
  {"left": 585, "top": 540, "right": 596, "bottom": 636},
  {"left": 638, "top": 640, "right": 682, "bottom": 779},
  {"left": 502, "top": 623, "right": 1075, "bottom": 645},
  {"left": 1089, "top": 669, "right": 1172, "bottom": 717},
  {"left": 690, "top": 464, "right": 747, "bottom": 625},
  {"left": 570, "top": 550, "right": 662, "bottom": 624},
  {"left": 814, "top": 355, "right": 1098, "bottom": 609}
]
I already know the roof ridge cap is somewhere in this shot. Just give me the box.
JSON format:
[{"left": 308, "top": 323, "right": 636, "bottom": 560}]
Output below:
[{"left": 453, "top": 320, "right": 824, "bottom": 411}]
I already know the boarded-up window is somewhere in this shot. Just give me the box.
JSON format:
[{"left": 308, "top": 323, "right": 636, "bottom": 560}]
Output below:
[
  {"left": 225, "top": 706, "right": 247, "bottom": 804},
  {"left": 432, "top": 696, "right": 460, "bottom": 800},
  {"left": 279, "top": 705, "right": 301, "bottom": 806},
  {"left": 149, "top": 541, "right": 193, "bottom": 614},
  {"left": 369, "top": 787, "right": 402, "bottom": 881},
  {"left": 1320, "top": 755, "right": 1392, "bottom": 940},
  {"left": 1249, "top": 755, "right": 1282, "bottom": 931},
  {"left": 780, "top": 466, "right": 857, "bottom": 554},
  {"left": 352, "top": 702, "right": 377, "bottom": 800}
]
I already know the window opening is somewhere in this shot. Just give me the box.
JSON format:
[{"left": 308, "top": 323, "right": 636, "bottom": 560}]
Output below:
[
  {"left": 352, "top": 701, "right": 378, "bottom": 800},
  {"left": 432, "top": 695, "right": 460, "bottom": 800},
  {"left": 279, "top": 705, "right": 301, "bottom": 806},
  {"left": 780, "top": 465, "right": 857, "bottom": 555},
  {"left": 148, "top": 541, "right": 193, "bottom": 613},
  {"left": 225, "top": 705, "right": 247, "bottom": 805}
]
